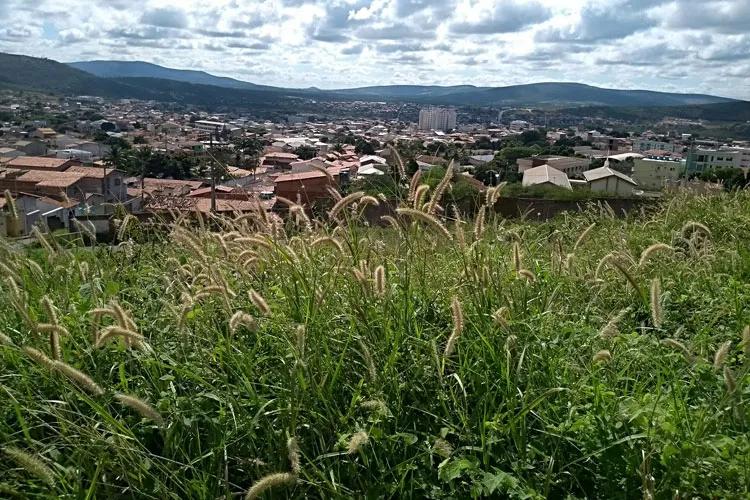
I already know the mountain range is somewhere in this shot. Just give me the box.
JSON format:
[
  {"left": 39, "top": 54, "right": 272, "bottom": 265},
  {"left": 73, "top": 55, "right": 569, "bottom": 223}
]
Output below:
[
  {"left": 1, "top": 52, "right": 748, "bottom": 122},
  {"left": 65, "top": 57, "right": 736, "bottom": 108}
]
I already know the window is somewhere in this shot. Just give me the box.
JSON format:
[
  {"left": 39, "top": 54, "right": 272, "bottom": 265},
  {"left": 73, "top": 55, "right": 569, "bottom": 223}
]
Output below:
[{"left": 114, "top": 177, "right": 121, "bottom": 186}]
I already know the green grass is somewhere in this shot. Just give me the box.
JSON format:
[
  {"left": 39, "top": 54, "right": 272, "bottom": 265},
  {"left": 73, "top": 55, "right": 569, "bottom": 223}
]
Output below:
[{"left": 1, "top": 191, "right": 750, "bottom": 499}]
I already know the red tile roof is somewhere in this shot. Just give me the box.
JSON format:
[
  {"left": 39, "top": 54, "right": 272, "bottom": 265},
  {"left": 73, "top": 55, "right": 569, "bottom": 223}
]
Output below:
[{"left": 8, "top": 157, "right": 71, "bottom": 170}]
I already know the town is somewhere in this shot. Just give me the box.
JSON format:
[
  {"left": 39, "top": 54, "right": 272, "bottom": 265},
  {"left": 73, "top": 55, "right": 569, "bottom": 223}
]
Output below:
[{"left": 1, "top": 91, "right": 748, "bottom": 238}]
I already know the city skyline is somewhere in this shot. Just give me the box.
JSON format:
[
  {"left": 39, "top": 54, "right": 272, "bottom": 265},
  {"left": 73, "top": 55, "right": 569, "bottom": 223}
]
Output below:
[{"left": 0, "top": 0, "right": 748, "bottom": 99}]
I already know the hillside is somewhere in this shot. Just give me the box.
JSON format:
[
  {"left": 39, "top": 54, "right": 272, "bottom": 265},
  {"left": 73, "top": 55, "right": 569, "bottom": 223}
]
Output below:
[
  {"left": 2, "top": 191, "right": 750, "bottom": 498},
  {"left": 65, "top": 56, "right": 737, "bottom": 108},
  {"left": 560, "top": 100, "right": 750, "bottom": 122},
  {"left": 68, "top": 60, "right": 282, "bottom": 92}
]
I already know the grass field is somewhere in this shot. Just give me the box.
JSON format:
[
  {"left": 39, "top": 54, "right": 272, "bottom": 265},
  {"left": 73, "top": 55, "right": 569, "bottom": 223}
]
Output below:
[{"left": 1, "top": 186, "right": 750, "bottom": 499}]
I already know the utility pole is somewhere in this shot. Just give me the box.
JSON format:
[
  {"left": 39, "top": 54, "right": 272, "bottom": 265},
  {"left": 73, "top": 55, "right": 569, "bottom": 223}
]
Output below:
[{"left": 210, "top": 128, "right": 217, "bottom": 213}]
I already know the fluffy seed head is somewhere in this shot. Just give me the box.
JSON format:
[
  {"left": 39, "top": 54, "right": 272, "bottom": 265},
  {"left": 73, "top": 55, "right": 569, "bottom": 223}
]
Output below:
[
  {"left": 598, "top": 308, "right": 631, "bottom": 340},
  {"left": 249, "top": 290, "right": 271, "bottom": 317},
  {"left": 681, "top": 221, "right": 712, "bottom": 240},
  {"left": 0, "top": 331, "right": 13, "bottom": 345},
  {"left": 513, "top": 242, "right": 522, "bottom": 272},
  {"left": 519, "top": 269, "right": 537, "bottom": 283},
  {"left": 592, "top": 350, "right": 612, "bottom": 363},
  {"left": 96, "top": 326, "right": 151, "bottom": 352},
  {"left": 4, "top": 190, "right": 18, "bottom": 219},
  {"left": 330, "top": 191, "right": 365, "bottom": 220},
  {"left": 396, "top": 208, "right": 452, "bottom": 240},
  {"left": 407, "top": 169, "right": 423, "bottom": 203},
  {"left": 714, "top": 341, "right": 732, "bottom": 370},
  {"left": 426, "top": 160, "right": 454, "bottom": 215},
  {"left": 229, "top": 312, "right": 259, "bottom": 334},
  {"left": 2, "top": 447, "right": 55, "bottom": 487},
  {"left": 374, "top": 265, "right": 386, "bottom": 297},
  {"left": 474, "top": 205, "right": 486, "bottom": 241},
  {"left": 660, "top": 339, "right": 692, "bottom": 360},
  {"left": 493, "top": 307, "right": 509, "bottom": 328},
  {"left": 639, "top": 243, "right": 675, "bottom": 267},
  {"left": 347, "top": 431, "right": 369, "bottom": 455},
  {"left": 360, "top": 399, "right": 389, "bottom": 415},
  {"left": 444, "top": 296, "right": 464, "bottom": 357},
  {"left": 287, "top": 438, "right": 301, "bottom": 474},
  {"left": 650, "top": 278, "right": 663, "bottom": 328},
  {"left": 357, "top": 337, "right": 377, "bottom": 382},
  {"left": 573, "top": 223, "right": 596, "bottom": 251},
  {"left": 360, "top": 195, "right": 380, "bottom": 207},
  {"left": 23, "top": 347, "right": 55, "bottom": 370},
  {"left": 724, "top": 367, "right": 737, "bottom": 393},
  {"left": 741, "top": 326, "right": 749, "bottom": 357},
  {"left": 52, "top": 361, "right": 104, "bottom": 396},
  {"left": 244, "top": 472, "right": 297, "bottom": 500},
  {"left": 295, "top": 324, "right": 306, "bottom": 355},
  {"left": 115, "top": 393, "right": 164, "bottom": 426}
]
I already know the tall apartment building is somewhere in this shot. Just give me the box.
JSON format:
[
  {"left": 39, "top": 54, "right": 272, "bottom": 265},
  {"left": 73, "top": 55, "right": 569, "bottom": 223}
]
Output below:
[{"left": 418, "top": 107, "right": 457, "bottom": 131}]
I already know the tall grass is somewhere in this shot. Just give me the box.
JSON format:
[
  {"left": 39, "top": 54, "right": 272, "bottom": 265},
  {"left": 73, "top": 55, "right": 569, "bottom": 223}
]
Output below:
[{"left": 1, "top": 191, "right": 750, "bottom": 498}]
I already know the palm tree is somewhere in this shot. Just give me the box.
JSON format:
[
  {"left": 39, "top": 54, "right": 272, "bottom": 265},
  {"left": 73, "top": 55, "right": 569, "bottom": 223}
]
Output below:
[{"left": 103, "top": 145, "right": 130, "bottom": 199}]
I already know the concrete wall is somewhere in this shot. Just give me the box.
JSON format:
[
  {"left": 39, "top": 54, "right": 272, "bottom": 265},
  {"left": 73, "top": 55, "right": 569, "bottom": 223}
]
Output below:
[{"left": 589, "top": 177, "right": 635, "bottom": 196}]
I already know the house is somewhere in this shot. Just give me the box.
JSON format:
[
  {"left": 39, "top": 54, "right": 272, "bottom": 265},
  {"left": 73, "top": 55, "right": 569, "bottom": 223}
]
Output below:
[
  {"left": 359, "top": 155, "right": 388, "bottom": 168},
  {"left": 56, "top": 149, "right": 94, "bottom": 163},
  {"left": 274, "top": 167, "right": 349, "bottom": 206},
  {"left": 0, "top": 147, "right": 23, "bottom": 160},
  {"left": 29, "top": 128, "right": 57, "bottom": 140},
  {"left": 632, "top": 140, "right": 682, "bottom": 154},
  {"left": 517, "top": 155, "right": 591, "bottom": 176},
  {"left": 162, "top": 122, "right": 181, "bottom": 136},
  {"left": 522, "top": 165, "right": 572, "bottom": 190},
  {"left": 7, "top": 157, "right": 74, "bottom": 171},
  {"left": 468, "top": 155, "right": 495, "bottom": 167},
  {"left": 64, "top": 166, "right": 128, "bottom": 202},
  {"left": 12, "top": 170, "right": 88, "bottom": 198},
  {"left": 633, "top": 157, "right": 684, "bottom": 191},
  {"left": 262, "top": 152, "right": 299, "bottom": 169},
  {"left": 583, "top": 164, "right": 637, "bottom": 195},
  {"left": 14, "top": 140, "right": 47, "bottom": 156}
]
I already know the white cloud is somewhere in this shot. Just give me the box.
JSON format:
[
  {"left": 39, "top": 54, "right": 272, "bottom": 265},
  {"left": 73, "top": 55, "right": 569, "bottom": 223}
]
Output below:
[{"left": 0, "top": 0, "right": 746, "bottom": 99}]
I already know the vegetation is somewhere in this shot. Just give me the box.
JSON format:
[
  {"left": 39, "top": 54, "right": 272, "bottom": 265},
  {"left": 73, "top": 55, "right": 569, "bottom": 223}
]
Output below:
[
  {"left": 499, "top": 184, "right": 624, "bottom": 200},
  {"left": 2, "top": 184, "right": 750, "bottom": 498},
  {"left": 695, "top": 168, "right": 750, "bottom": 191}
]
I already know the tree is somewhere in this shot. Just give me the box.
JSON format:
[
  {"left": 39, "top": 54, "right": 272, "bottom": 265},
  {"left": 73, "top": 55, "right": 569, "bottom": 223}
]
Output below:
[
  {"left": 355, "top": 138, "right": 376, "bottom": 155},
  {"left": 332, "top": 143, "right": 345, "bottom": 154},
  {"left": 103, "top": 144, "right": 129, "bottom": 171},
  {"left": 295, "top": 145, "right": 317, "bottom": 160},
  {"left": 133, "top": 136, "right": 148, "bottom": 145}
]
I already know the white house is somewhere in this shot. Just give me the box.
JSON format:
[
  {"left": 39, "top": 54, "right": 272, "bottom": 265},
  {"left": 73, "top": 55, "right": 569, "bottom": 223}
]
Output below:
[
  {"left": 583, "top": 165, "right": 637, "bottom": 195},
  {"left": 522, "top": 165, "right": 572, "bottom": 190}
]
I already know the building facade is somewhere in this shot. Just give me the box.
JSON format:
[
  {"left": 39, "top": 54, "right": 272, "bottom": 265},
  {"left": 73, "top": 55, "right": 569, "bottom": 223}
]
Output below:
[
  {"left": 632, "top": 157, "right": 684, "bottom": 191},
  {"left": 687, "top": 149, "right": 742, "bottom": 172},
  {"left": 418, "top": 108, "right": 457, "bottom": 131},
  {"left": 632, "top": 140, "right": 682, "bottom": 153}
]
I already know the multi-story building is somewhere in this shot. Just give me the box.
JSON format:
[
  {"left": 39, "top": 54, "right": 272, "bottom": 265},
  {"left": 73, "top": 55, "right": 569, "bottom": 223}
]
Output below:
[
  {"left": 632, "top": 140, "right": 682, "bottom": 154},
  {"left": 633, "top": 157, "right": 684, "bottom": 191},
  {"left": 418, "top": 108, "right": 457, "bottom": 131},
  {"left": 687, "top": 148, "right": 742, "bottom": 172}
]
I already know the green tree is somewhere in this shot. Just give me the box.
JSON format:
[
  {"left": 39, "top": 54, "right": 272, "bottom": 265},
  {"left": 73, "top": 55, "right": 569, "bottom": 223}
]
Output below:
[
  {"left": 355, "top": 138, "right": 376, "bottom": 155},
  {"left": 295, "top": 145, "right": 317, "bottom": 160}
]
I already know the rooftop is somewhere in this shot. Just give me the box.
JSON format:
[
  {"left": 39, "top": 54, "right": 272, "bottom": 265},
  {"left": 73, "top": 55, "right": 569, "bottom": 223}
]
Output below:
[
  {"left": 8, "top": 157, "right": 70, "bottom": 170},
  {"left": 522, "top": 165, "right": 572, "bottom": 190},
  {"left": 583, "top": 166, "right": 637, "bottom": 185}
]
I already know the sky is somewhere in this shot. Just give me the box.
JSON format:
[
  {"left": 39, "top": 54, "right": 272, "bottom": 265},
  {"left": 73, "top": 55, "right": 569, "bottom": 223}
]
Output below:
[{"left": 0, "top": 0, "right": 749, "bottom": 99}]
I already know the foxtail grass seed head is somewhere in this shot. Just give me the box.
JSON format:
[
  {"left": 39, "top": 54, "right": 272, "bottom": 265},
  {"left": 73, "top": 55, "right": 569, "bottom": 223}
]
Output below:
[
  {"left": 0, "top": 331, "right": 13, "bottom": 345},
  {"left": 650, "top": 278, "right": 663, "bottom": 328},
  {"left": 390, "top": 144, "right": 406, "bottom": 178},
  {"left": 374, "top": 265, "right": 386, "bottom": 297},
  {"left": 724, "top": 367, "right": 737, "bottom": 393},
  {"left": 660, "top": 338, "right": 692, "bottom": 360},
  {"left": 115, "top": 393, "right": 164, "bottom": 427},
  {"left": 714, "top": 341, "right": 732, "bottom": 370},
  {"left": 599, "top": 308, "right": 631, "bottom": 340},
  {"left": 40, "top": 296, "right": 58, "bottom": 325},
  {"left": 96, "top": 326, "right": 151, "bottom": 352},
  {"left": 249, "top": 290, "right": 271, "bottom": 317},
  {"left": 493, "top": 307, "right": 510, "bottom": 328},
  {"left": 330, "top": 191, "right": 365, "bottom": 220},
  {"left": 474, "top": 205, "right": 486, "bottom": 241},
  {"left": 408, "top": 170, "right": 423, "bottom": 203},
  {"left": 229, "top": 312, "right": 259, "bottom": 334},
  {"left": 4, "top": 190, "right": 18, "bottom": 219},
  {"left": 595, "top": 252, "right": 615, "bottom": 280},
  {"left": 23, "top": 347, "right": 55, "bottom": 370},
  {"left": 513, "top": 242, "right": 522, "bottom": 273},
  {"left": 296, "top": 325, "right": 306, "bottom": 355},
  {"left": 52, "top": 361, "right": 104, "bottom": 396},
  {"left": 2, "top": 447, "right": 55, "bottom": 487},
  {"left": 49, "top": 330, "right": 61, "bottom": 361},
  {"left": 413, "top": 184, "right": 430, "bottom": 210},
  {"left": 358, "top": 337, "right": 377, "bottom": 382},
  {"left": 287, "top": 438, "right": 301, "bottom": 474},
  {"left": 681, "top": 221, "right": 712, "bottom": 240},
  {"left": 360, "top": 399, "right": 389, "bottom": 415},
  {"left": 396, "top": 208, "right": 452, "bottom": 240},
  {"left": 519, "top": 269, "right": 537, "bottom": 283},
  {"left": 573, "top": 223, "right": 596, "bottom": 251},
  {"left": 592, "top": 350, "right": 612, "bottom": 363},
  {"left": 347, "top": 431, "right": 369, "bottom": 455},
  {"left": 244, "top": 472, "right": 297, "bottom": 500},
  {"left": 31, "top": 226, "right": 55, "bottom": 254},
  {"left": 426, "top": 160, "right": 453, "bottom": 215},
  {"left": 639, "top": 243, "right": 675, "bottom": 267},
  {"left": 444, "top": 296, "right": 464, "bottom": 357},
  {"left": 741, "top": 326, "right": 750, "bottom": 357},
  {"left": 360, "top": 195, "right": 380, "bottom": 207}
]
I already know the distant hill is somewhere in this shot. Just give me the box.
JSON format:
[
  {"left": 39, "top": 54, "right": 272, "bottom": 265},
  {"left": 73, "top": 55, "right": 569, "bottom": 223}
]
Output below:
[
  {"left": 68, "top": 60, "right": 282, "bottom": 92},
  {"left": 66, "top": 58, "right": 737, "bottom": 108},
  {"left": 0, "top": 52, "right": 744, "bottom": 119}
]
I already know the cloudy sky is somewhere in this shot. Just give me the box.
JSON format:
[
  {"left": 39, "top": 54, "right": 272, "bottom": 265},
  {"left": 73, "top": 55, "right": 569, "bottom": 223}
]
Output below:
[{"left": 1, "top": 0, "right": 749, "bottom": 98}]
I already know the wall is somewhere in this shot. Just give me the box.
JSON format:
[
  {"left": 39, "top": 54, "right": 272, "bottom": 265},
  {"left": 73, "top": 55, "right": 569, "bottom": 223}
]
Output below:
[
  {"left": 589, "top": 177, "right": 635, "bottom": 196},
  {"left": 492, "top": 196, "right": 657, "bottom": 221},
  {"left": 633, "top": 158, "right": 682, "bottom": 191}
]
